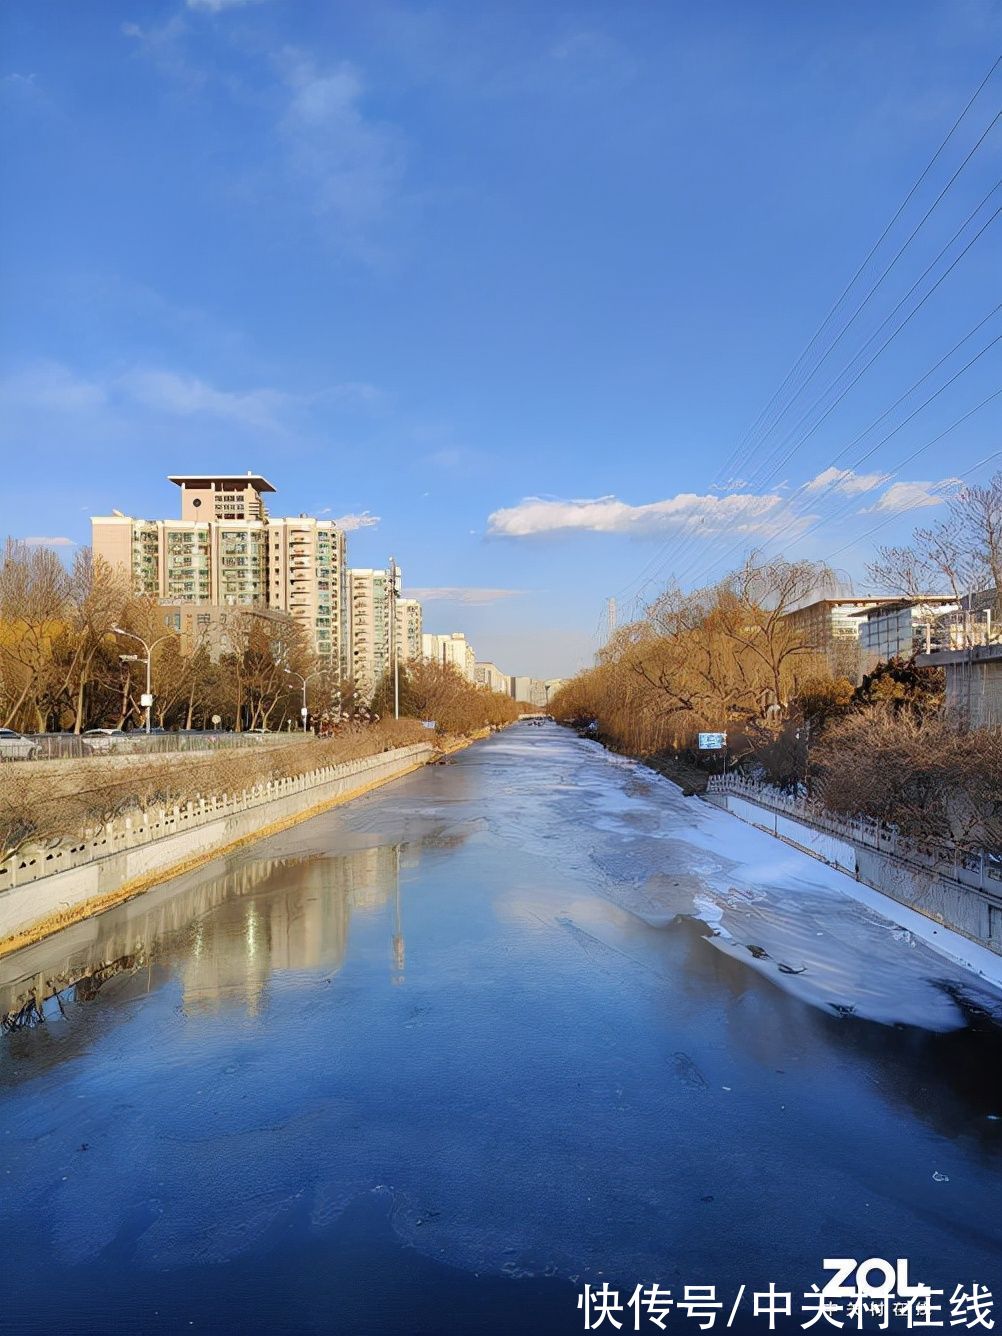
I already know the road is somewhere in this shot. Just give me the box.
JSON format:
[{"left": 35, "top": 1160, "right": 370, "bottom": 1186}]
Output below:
[{"left": 0, "top": 722, "right": 1000, "bottom": 1334}]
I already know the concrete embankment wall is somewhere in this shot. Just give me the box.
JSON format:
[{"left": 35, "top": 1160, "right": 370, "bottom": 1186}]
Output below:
[
  {"left": 0, "top": 743, "right": 433, "bottom": 953},
  {"left": 706, "top": 792, "right": 1002, "bottom": 955}
]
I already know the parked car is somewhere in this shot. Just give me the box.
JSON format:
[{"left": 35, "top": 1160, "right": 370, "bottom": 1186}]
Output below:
[
  {"left": 0, "top": 728, "right": 39, "bottom": 761},
  {"left": 82, "top": 727, "right": 128, "bottom": 753}
]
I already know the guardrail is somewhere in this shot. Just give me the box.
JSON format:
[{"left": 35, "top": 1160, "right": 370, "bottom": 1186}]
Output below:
[
  {"left": 705, "top": 773, "right": 1002, "bottom": 894},
  {"left": 14, "top": 731, "right": 304, "bottom": 761},
  {"left": 0, "top": 743, "right": 432, "bottom": 891}
]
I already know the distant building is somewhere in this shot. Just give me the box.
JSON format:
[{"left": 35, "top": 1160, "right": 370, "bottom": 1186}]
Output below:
[
  {"left": 849, "top": 597, "right": 959, "bottom": 668},
  {"left": 422, "top": 632, "right": 476, "bottom": 682},
  {"left": 349, "top": 568, "right": 393, "bottom": 694},
  {"left": 780, "top": 597, "right": 911, "bottom": 680},
  {"left": 476, "top": 661, "right": 511, "bottom": 694},
  {"left": 92, "top": 473, "right": 348, "bottom": 670},
  {"left": 395, "top": 598, "right": 423, "bottom": 664},
  {"left": 511, "top": 676, "right": 547, "bottom": 708},
  {"left": 544, "top": 678, "right": 566, "bottom": 704}
]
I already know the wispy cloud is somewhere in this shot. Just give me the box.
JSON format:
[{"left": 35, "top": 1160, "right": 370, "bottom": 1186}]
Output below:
[
  {"left": 277, "top": 51, "right": 405, "bottom": 245},
  {"left": 488, "top": 491, "right": 805, "bottom": 539},
  {"left": 0, "top": 362, "right": 106, "bottom": 412},
  {"left": 334, "top": 511, "right": 380, "bottom": 531},
  {"left": 121, "top": 16, "right": 203, "bottom": 88},
  {"left": 117, "top": 369, "right": 290, "bottom": 430},
  {"left": 187, "top": 0, "right": 266, "bottom": 10},
  {"left": 20, "top": 536, "right": 76, "bottom": 548},
  {"left": 861, "top": 479, "right": 961, "bottom": 515},
  {"left": 805, "top": 466, "right": 891, "bottom": 496},
  {"left": 408, "top": 587, "right": 524, "bottom": 605}
]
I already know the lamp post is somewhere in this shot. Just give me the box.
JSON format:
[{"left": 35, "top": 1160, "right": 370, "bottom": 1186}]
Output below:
[
  {"left": 112, "top": 627, "right": 172, "bottom": 734},
  {"left": 285, "top": 668, "right": 325, "bottom": 733}
]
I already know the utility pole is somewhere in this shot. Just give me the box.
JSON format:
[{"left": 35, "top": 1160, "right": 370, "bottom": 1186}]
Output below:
[{"left": 388, "top": 556, "right": 401, "bottom": 719}]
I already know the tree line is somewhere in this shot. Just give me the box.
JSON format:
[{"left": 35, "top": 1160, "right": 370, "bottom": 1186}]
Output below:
[
  {"left": 0, "top": 541, "right": 520, "bottom": 736},
  {"left": 551, "top": 476, "right": 1002, "bottom": 856}
]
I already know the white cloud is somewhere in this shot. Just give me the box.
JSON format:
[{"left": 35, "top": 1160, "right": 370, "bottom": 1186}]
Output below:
[
  {"left": 20, "top": 536, "right": 75, "bottom": 548},
  {"left": 334, "top": 511, "right": 380, "bottom": 531},
  {"left": 861, "top": 479, "right": 961, "bottom": 515},
  {"left": 805, "top": 466, "right": 891, "bottom": 496},
  {"left": 278, "top": 51, "right": 404, "bottom": 240},
  {"left": 487, "top": 491, "right": 803, "bottom": 539},
  {"left": 117, "top": 369, "right": 290, "bottom": 430},
  {"left": 408, "top": 587, "right": 523, "bottom": 605},
  {"left": 0, "top": 362, "right": 106, "bottom": 413}
]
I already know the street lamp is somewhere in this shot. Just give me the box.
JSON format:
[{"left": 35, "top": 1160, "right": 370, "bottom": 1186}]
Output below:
[
  {"left": 112, "top": 627, "right": 173, "bottom": 734},
  {"left": 285, "top": 668, "right": 326, "bottom": 733}
]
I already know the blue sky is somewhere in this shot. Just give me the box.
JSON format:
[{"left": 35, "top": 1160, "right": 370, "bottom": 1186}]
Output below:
[{"left": 1, "top": 0, "right": 999, "bottom": 679}]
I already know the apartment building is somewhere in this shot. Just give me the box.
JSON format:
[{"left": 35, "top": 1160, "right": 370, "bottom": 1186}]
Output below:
[
  {"left": 349, "top": 568, "right": 392, "bottom": 694},
  {"left": 511, "top": 676, "right": 548, "bottom": 708},
  {"left": 422, "top": 632, "right": 476, "bottom": 682},
  {"left": 475, "top": 661, "right": 511, "bottom": 694},
  {"left": 92, "top": 473, "right": 348, "bottom": 671},
  {"left": 267, "top": 516, "right": 347, "bottom": 670},
  {"left": 395, "top": 598, "right": 423, "bottom": 663}
]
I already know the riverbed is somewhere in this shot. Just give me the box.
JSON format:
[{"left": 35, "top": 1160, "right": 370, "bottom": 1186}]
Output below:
[{"left": 1, "top": 723, "right": 1000, "bottom": 1334}]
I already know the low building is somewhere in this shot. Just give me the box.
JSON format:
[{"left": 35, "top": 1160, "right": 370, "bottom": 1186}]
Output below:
[
  {"left": 849, "top": 597, "right": 959, "bottom": 668},
  {"left": 781, "top": 597, "right": 910, "bottom": 679},
  {"left": 916, "top": 643, "right": 1002, "bottom": 727}
]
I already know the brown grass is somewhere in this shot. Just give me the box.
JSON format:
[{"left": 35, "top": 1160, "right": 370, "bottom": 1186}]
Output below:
[{"left": 0, "top": 718, "right": 429, "bottom": 861}]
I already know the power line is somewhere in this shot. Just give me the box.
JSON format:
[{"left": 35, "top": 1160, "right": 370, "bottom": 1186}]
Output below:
[
  {"left": 822, "top": 447, "right": 1002, "bottom": 565},
  {"left": 715, "top": 57, "right": 1002, "bottom": 490}
]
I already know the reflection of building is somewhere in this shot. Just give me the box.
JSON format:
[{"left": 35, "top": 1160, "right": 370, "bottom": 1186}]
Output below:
[
  {"left": 91, "top": 473, "right": 348, "bottom": 669},
  {"left": 422, "top": 632, "right": 476, "bottom": 682},
  {"left": 0, "top": 842, "right": 422, "bottom": 1032}
]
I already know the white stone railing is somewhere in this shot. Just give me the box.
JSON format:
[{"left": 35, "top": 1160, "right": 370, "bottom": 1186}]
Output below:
[
  {"left": 0, "top": 744, "right": 432, "bottom": 892},
  {"left": 705, "top": 773, "right": 1002, "bottom": 893}
]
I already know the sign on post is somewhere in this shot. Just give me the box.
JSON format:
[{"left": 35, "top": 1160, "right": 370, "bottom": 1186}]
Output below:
[
  {"left": 140, "top": 692, "right": 153, "bottom": 708},
  {"left": 697, "top": 731, "right": 726, "bottom": 750}
]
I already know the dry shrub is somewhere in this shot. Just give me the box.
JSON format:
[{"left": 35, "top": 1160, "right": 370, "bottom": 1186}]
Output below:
[
  {"left": 813, "top": 707, "right": 1002, "bottom": 854},
  {"left": 0, "top": 719, "right": 430, "bottom": 860}
]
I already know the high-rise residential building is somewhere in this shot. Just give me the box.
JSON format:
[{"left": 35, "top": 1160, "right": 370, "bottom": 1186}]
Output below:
[
  {"left": 91, "top": 473, "right": 348, "bottom": 671},
  {"left": 421, "top": 632, "right": 476, "bottom": 682},
  {"left": 395, "top": 598, "right": 423, "bottom": 664},
  {"left": 267, "top": 516, "right": 348, "bottom": 670},
  {"left": 349, "top": 567, "right": 392, "bottom": 694}
]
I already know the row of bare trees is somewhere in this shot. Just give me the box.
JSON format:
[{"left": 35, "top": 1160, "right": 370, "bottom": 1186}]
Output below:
[
  {"left": 0, "top": 541, "right": 343, "bottom": 733},
  {"left": 371, "top": 659, "right": 524, "bottom": 734},
  {"left": 550, "top": 554, "right": 840, "bottom": 756}
]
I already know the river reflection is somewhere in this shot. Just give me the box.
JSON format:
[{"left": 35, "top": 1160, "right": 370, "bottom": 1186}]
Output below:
[
  {"left": 0, "top": 838, "right": 444, "bottom": 1051},
  {"left": 0, "top": 725, "right": 1000, "bottom": 1335}
]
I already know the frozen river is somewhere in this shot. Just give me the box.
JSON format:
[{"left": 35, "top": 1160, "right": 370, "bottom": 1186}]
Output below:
[{"left": 1, "top": 722, "right": 1000, "bottom": 1334}]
